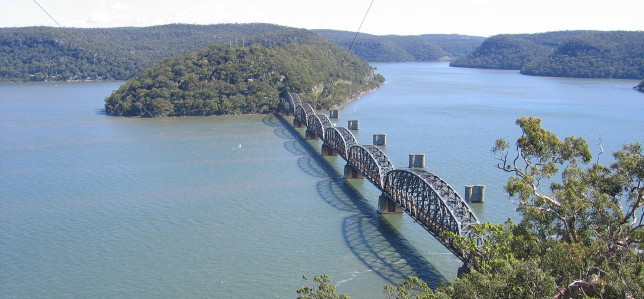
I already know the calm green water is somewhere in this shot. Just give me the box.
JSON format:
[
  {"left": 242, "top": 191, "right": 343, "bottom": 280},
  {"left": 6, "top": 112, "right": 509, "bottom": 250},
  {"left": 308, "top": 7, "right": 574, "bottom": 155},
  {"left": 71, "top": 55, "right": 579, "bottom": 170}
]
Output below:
[{"left": 1, "top": 63, "right": 642, "bottom": 298}]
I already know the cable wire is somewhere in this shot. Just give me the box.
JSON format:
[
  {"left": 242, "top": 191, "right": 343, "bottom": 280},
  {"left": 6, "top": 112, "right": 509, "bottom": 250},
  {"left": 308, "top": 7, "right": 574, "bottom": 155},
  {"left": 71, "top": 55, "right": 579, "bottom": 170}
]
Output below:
[
  {"left": 31, "top": 0, "right": 117, "bottom": 81},
  {"left": 32, "top": 0, "right": 63, "bottom": 27},
  {"left": 345, "top": 0, "right": 376, "bottom": 58}
]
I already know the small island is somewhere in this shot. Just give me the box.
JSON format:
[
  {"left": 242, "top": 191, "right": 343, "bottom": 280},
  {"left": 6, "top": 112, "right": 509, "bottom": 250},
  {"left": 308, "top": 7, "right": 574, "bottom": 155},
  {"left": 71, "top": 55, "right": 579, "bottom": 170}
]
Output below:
[{"left": 104, "top": 29, "right": 384, "bottom": 117}]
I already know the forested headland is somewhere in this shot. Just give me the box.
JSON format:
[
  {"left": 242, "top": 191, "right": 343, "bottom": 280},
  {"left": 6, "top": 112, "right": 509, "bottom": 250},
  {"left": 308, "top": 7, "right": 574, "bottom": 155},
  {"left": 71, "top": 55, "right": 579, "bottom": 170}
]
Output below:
[
  {"left": 314, "top": 30, "right": 484, "bottom": 62},
  {"left": 104, "top": 29, "right": 384, "bottom": 117},
  {"left": 451, "top": 31, "right": 644, "bottom": 79}
]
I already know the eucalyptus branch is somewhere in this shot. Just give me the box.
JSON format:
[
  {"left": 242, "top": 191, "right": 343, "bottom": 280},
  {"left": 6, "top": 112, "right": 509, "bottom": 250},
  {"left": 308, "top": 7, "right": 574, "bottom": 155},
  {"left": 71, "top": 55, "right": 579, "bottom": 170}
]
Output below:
[
  {"left": 621, "top": 189, "right": 643, "bottom": 226},
  {"left": 532, "top": 185, "right": 561, "bottom": 207},
  {"left": 595, "top": 136, "right": 604, "bottom": 164}
]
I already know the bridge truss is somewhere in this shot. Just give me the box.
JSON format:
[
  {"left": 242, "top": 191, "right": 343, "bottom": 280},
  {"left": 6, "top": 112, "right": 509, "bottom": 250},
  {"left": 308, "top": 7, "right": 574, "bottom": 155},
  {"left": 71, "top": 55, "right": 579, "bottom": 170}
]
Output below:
[{"left": 279, "top": 93, "right": 481, "bottom": 262}]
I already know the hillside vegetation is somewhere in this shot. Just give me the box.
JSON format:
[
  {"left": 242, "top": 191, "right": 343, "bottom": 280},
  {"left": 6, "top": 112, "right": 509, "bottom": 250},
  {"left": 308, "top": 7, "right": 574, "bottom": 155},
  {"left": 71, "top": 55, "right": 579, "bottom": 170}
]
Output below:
[
  {"left": 104, "top": 29, "right": 384, "bottom": 117},
  {"left": 451, "top": 31, "right": 644, "bottom": 79},
  {"left": 0, "top": 24, "right": 317, "bottom": 82},
  {"left": 315, "top": 29, "right": 485, "bottom": 62},
  {"left": 0, "top": 24, "right": 485, "bottom": 82}
]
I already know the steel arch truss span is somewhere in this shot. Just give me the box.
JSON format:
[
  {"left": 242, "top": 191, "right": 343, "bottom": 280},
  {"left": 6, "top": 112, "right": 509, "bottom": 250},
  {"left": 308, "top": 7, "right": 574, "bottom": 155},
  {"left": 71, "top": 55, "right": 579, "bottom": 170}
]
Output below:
[
  {"left": 418, "top": 169, "right": 480, "bottom": 239},
  {"left": 324, "top": 127, "right": 358, "bottom": 159},
  {"left": 294, "top": 103, "right": 315, "bottom": 125},
  {"left": 308, "top": 114, "right": 333, "bottom": 139},
  {"left": 383, "top": 169, "right": 481, "bottom": 258},
  {"left": 348, "top": 145, "right": 395, "bottom": 188},
  {"left": 287, "top": 93, "right": 302, "bottom": 114},
  {"left": 278, "top": 97, "right": 291, "bottom": 115}
]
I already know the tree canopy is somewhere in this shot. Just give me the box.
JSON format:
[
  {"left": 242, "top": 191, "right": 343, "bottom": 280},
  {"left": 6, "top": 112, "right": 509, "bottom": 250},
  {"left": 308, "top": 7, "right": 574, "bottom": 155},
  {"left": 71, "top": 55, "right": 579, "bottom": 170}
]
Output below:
[
  {"left": 451, "top": 31, "right": 644, "bottom": 79},
  {"left": 636, "top": 81, "right": 644, "bottom": 92},
  {"left": 104, "top": 30, "right": 384, "bottom": 117}
]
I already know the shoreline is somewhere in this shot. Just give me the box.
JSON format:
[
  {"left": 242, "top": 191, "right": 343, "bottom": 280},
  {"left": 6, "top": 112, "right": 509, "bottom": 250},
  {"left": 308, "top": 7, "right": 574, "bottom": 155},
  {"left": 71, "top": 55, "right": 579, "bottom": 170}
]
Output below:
[
  {"left": 329, "top": 84, "right": 384, "bottom": 111},
  {"left": 105, "top": 84, "right": 385, "bottom": 118}
]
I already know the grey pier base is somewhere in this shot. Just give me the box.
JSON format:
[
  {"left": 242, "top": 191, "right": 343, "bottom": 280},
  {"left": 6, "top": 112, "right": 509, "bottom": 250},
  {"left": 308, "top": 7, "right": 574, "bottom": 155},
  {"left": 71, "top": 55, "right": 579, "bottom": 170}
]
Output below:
[
  {"left": 378, "top": 193, "right": 403, "bottom": 214},
  {"left": 344, "top": 164, "right": 364, "bottom": 179},
  {"left": 465, "top": 185, "right": 485, "bottom": 203}
]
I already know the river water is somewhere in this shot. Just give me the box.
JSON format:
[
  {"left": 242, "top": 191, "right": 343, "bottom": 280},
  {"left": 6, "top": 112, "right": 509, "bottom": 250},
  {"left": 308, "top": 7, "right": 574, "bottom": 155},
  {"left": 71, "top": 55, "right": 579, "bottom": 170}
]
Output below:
[{"left": 1, "top": 63, "right": 642, "bottom": 298}]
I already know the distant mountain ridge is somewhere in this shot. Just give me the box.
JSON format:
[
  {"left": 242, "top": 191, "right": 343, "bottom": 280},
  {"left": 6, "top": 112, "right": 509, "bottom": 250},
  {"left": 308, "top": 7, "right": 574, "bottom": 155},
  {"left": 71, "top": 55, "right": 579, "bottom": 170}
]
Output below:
[
  {"left": 0, "top": 24, "right": 485, "bottom": 82},
  {"left": 314, "top": 29, "right": 485, "bottom": 62},
  {"left": 0, "top": 23, "right": 317, "bottom": 82},
  {"left": 451, "top": 30, "right": 644, "bottom": 79}
]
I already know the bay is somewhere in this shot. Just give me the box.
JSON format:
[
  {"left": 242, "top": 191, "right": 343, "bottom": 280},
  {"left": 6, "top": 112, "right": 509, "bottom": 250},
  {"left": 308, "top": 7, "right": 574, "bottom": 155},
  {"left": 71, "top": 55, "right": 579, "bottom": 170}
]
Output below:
[{"left": 1, "top": 63, "right": 642, "bottom": 298}]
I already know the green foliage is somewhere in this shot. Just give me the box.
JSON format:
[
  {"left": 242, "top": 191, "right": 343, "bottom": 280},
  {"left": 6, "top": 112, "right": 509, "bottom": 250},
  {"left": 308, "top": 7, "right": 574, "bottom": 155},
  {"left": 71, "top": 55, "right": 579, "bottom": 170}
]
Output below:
[
  {"left": 384, "top": 276, "right": 435, "bottom": 299},
  {"left": 451, "top": 31, "right": 644, "bottom": 79},
  {"left": 522, "top": 32, "right": 644, "bottom": 79},
  {"left": 636, "top": 81, "right": 644, "bottom": 92},
  {"left": 315, "top": 30, "right": 485, "bottom": 62},
  {"left": 0, "top": 25, "right": 484, "bottom": 82},
  {"left": 104, "top": 31, "right": 383, "bottom": 117},
  {"left": 297, "top": 275, "right": 350, "bottom": 299},
  {"left": 477, "top": 117, "right": 643, "bottom": 298},
  {"left": 0, "top": 24, "right": 332, "bottom": 82},
  {"left": 451, "top": 34, "right": 554, "bottom": 69}
]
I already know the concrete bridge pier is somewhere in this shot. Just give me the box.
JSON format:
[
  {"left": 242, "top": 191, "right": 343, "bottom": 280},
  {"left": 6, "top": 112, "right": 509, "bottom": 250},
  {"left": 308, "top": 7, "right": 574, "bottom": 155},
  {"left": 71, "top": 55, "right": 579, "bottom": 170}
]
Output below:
[
  {"left": 409, "top": 154, "right": 426, "bottom": 168},
  {"left": 373, "top": 134, "right": 386, "bottom": 146},
  {"left": 293, "top": 118, "right": 305, "bottom": 128},
  {"left": 344, "top": 164, "right": 364, "bottom": 179},
  {"left": 305, "top": 129, "right": 318, "bottom": 140},
  {"left": 378, "top": 193, "right": 403, "bottom": 214},
  {"left": 321, "top": 143, "right": 337, "bottom": 156},
  {"left": 348, "top": 120, "right": 359, "bottom": 130},
  {"left": 465, "top": 185, "right": 485, "bottom": 203}
]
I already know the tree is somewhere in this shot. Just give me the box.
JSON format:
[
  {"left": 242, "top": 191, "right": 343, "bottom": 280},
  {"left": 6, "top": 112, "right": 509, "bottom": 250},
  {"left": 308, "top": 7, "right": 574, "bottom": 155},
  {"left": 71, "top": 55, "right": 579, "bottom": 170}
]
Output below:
[
  {"left": 385, "top": 117, "right": 642, "bottom": 298},
  {"left": 296, "top": 275, "right": 350, "bottom": 299},
  {"left": 485, "top": 116, "right": 643, "bottom": 297},
  {"left": 635, "top": 80, "right": 644, "bottom": 93}
]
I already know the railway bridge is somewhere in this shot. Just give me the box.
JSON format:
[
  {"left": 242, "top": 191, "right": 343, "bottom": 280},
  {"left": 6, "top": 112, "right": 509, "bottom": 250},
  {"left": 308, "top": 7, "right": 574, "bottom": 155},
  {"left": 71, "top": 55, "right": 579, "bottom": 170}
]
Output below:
[{"left": 278, "top": 93, "right": 482, "bottom": 262}]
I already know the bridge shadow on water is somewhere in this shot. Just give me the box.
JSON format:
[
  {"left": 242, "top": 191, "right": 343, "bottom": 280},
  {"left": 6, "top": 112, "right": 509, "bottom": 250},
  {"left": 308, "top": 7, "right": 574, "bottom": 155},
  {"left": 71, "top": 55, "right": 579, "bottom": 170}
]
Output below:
[
  {"left": 264, "top": 115, "right": 297, "bottom": 141},
  {"left": 271, "top": 114, "right": 446, "bottom": 287},
  {"left": 262, "top": 115, "right": 283, "bottom": 127}
]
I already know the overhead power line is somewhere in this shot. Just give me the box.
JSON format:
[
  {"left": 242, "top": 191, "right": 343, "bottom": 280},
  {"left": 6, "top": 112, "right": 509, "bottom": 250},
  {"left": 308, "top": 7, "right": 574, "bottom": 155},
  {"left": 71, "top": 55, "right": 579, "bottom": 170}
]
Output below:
[
  {"left": 346, "top": 0, "right": 376, "bottom": 57},
  {"left": 32, "top": 0, "right": 63, "bottom": 27}
]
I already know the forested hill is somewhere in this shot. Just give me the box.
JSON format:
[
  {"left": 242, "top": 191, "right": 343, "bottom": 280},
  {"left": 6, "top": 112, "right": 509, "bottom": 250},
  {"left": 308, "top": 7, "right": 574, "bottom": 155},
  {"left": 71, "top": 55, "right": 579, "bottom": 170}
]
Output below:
[
  {"left": 314, "top": 29, "right": 485, "bottom": 62},
  {"left": 104, "top": 29, "right": 384, "bottom": 117},
  {"left": 0, "top": 24, "right": 484, "bottom": 82},
  {"left": 450, "top": 30, "right": 644, "bottom": 79},
  {"left": 0, "top": 23, "right": 318, "bottom": 82}
]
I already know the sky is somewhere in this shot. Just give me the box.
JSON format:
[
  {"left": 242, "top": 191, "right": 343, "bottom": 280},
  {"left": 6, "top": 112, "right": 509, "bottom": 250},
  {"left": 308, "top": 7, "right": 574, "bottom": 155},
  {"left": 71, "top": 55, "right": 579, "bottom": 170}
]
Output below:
[{"left": 1, "top": 0, "right": 642, "bottom": 37}]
